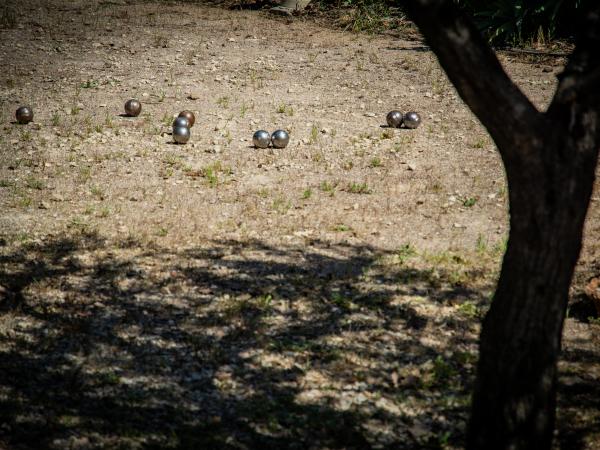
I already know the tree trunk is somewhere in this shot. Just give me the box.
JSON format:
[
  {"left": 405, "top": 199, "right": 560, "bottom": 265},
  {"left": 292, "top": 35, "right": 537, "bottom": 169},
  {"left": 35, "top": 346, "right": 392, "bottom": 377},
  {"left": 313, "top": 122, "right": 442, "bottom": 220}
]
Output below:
[
  {"left": 467, "top": 137, "right": 599, "bottom": 448},
  {"left": 400, "top": 2, "right": 600, "bottom": 448}
]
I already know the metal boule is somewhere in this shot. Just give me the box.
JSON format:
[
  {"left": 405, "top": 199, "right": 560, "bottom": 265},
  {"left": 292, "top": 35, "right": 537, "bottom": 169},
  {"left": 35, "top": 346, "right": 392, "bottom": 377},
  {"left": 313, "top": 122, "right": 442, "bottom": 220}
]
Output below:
[
  {"left": 173, "top": 126, "right": 190, "bottom": 144},
  {"left": 386, "top": 110, "right": 403, "bottom": 128},
  {"left": 271, "top": 129, "right": 289, "bottom": 149},
  {"left": 178, "top": 110, "right": 195, "bottom": 128},
  {"left": 15, "top": 106, "right": 33, "bottom": 124},
  {"left": 252, "top": 130, "right": 271, "bottom": 148},
  {"left": 172, "top": 116, "right": 190, "bottom": 129},
  {"left": 124, "top": 99, "right": 141, "bottom": 117},
  {"left": 403, "top": 111, "right": 421, "bottom": 129}
]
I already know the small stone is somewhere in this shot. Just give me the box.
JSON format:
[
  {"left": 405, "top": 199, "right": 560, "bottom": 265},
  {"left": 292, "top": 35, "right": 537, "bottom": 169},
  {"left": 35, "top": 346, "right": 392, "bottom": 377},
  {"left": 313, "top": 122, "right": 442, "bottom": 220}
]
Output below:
[
  {"left": 187, "top": 91, "right": 201, "bottom": 100},
  {"left": 407, "top": 163, "right": 416, "bottom": 171},
  {"left": 39, "top": 201, "right": 50, "bottom": 209}
]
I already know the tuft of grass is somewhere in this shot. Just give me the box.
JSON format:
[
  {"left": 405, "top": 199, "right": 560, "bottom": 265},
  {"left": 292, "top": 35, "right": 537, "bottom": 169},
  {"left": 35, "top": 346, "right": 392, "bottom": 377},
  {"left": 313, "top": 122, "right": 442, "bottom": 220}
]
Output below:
[
  {"left": 276, "top": 103, "right": 294, "bottom": 116},
  {"left": 346, "top": 182, "right": 371, "bottom": 194},
  {"left": 25, "top": 176, "right": 45, "bottom": 190},
  {"left": 216, "top": 96, "right": 230, "bottom": 108},
  {"left": 396, "top": 243, "right": 417, "bottom": 264},
  {"left": 78, "top": 166, "right": 92, "bottom": 184},
  {"left": 90, "top": 185, "right": 104, "bottom": 200},
  {"left": 80, "top": 79, "right": 98, "bottom": 89},
  {"left": 240, "top": 102, "right": 250, "bottom": 118},
  {"left": 319, "top": 181, "right": 336, "bottom": 196},
  {"left": 302, "top": 188, "right": 312, "bottom": 200},
  {"left": 308, "top": 124, "right": 319, "bottom": 145},
  {"left": 333, "top": 224, "right": 351, "bottom": 232},
  {"left": 369, "top": 157, "right": 382, "bottom": 168},
  {"left": 380, "top": 129, "right": 394, "bottom": 139},
  {"left": 471, "top": 138, "right": 486, "bottom": 149},
  {"left": 463, "top": 197, "right": 478, "bottom": 207},
  {"left": 476, "top": 234, "right": 487, "bottom": 253},
  {"left": 272, "top": 196, "right": 291, "bottom": 214},
  {"left": 457, "top": 301, "right": 480, "bottom": 319},
  {"left": 51, "top": 112, "right": 61, "bottom": 127}
]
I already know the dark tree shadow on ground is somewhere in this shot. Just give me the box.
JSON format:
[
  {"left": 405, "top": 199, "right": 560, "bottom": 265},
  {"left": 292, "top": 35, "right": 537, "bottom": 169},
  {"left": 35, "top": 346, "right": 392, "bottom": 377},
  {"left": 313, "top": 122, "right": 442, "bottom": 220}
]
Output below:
[{"left": 0, "top": 233, "right": 597, "bottom": 449}]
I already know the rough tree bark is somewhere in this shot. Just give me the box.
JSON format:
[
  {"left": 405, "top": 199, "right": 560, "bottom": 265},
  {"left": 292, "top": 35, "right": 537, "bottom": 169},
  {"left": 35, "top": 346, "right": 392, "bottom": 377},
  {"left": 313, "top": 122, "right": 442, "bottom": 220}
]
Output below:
[{"left": 401, "top": 1, "right": 600, "bottom": 448}]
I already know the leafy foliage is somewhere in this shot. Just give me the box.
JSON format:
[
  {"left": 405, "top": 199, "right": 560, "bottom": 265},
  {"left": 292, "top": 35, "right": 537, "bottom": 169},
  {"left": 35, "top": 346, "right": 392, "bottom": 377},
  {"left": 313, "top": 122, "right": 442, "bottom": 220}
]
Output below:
[{"left": 455, "top": 0, "right": 584, "bottom": 44}]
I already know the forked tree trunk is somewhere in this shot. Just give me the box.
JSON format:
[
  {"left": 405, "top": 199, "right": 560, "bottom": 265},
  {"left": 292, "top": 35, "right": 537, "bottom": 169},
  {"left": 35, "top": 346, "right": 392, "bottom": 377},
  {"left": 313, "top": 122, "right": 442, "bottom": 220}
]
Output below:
[{"left": 401, "top": 1, "right": 600, "bottom": 448}]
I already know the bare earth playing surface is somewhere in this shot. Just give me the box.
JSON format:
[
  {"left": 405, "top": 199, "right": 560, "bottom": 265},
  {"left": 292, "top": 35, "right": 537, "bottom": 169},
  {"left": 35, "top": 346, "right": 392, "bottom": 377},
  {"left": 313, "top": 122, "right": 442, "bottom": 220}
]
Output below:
[{"left": 1, "top": 1, "right": 599, "bottom": 449}]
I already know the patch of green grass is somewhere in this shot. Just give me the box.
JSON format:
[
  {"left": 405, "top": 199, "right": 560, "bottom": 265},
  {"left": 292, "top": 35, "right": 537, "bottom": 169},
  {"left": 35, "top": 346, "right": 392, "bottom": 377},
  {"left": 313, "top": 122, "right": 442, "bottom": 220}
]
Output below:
[
  {"left": 80, "top": 79, "right": 99, "bottom": 89},
  {"left": 380, "top": 129, "right": 393, "bottom": 139},
  {"left": 272, "top": 196, "right": 291, "bottom": 214},
  {"left": 476, "top": 234, "right": 487, "bottom": 253},
  {"left": 463, "top": 197, "right": 478, "bottom": 207},
  {"left": 346, "top": 182, "right": 371, "bottom": 194},
  {"left": 276, "top": 103, "right": 294, "bottom": 116},
  {"left": 161, "top": 112, "right": 173, "bottom": 127},
  {"left": 240, "top": 102, "right": 250, "bottom": 118},
  {"left": 369, "top": 157, "right": 382, "bottom": 168},
  {"left": 333, "top": 224, "right": 351, "bottom": 232},
  {"left": 330, "top": 292, "right": 353, "bottom": 310},
  {"left": 319, "top": 181, "right": 336, "bottom": 196},
  {"left": 216, "top": 96, "right": 230, "bottom": 108},
  {"left": 308, "top": 124, "right": 319, "bottom": 145},
  {"left": 202, "top": 161, "right": 231, "bottom": 188},
  {"left": 457, "top": 301, "right": 480, "bottom": 319},
  {"left": 302, "top": 188, "right": 312, "bottom": 200},
  {"left": 98, "top": 206, "right": 110, "bottom": 218},
  {"left": 51, "top": 112, "right": 61, "bottom": 127},
  {"left": 396, "top": 243, "right": 417, "bottom": 264},
  {"left": 90, "top": 185, "right": 104, "bottom": 200},
  {"left": 20, "top": 130, "right": 32, "bottom": 142},
  {"left": 78, "top": 166, "right": 92, "bottom": 184},
  {"left": 257, "top": 294, "right": 273, "bottom": 310},
  {"left": 471, "top": 138, "right": 486, "bottom": 149},
  {"left": 25, "top": 176, "right": 44, "bottom": 190}
]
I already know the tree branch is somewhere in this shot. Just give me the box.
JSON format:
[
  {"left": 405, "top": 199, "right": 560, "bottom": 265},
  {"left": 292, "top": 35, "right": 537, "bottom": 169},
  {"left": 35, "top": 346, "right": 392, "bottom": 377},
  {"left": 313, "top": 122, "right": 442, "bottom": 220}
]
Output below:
[
  {"left": 401, "top": 0, "right": 546, "bottom": 165},
  {"left": 548, "top": 6, "right": 600, "bottom": 112}
]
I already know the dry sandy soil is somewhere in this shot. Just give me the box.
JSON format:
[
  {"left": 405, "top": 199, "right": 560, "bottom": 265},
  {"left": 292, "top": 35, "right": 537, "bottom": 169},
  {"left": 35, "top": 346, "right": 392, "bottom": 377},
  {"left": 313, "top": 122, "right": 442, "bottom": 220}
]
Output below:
[{"left": 0, "top": 1, "right": 599, "bottom": 449}]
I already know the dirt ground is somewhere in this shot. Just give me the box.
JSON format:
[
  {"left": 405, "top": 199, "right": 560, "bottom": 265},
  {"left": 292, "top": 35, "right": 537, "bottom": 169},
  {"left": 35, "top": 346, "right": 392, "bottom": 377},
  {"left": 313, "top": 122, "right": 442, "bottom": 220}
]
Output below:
[{"left": 0, "top": 1, "right": 599, "bottom": 449}]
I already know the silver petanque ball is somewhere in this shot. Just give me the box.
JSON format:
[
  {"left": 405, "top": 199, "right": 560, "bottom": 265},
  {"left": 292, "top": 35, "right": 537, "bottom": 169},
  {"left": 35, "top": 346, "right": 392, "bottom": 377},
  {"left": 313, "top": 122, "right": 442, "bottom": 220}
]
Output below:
[
  {"left": 252, "top": 130, "right": 271, "bottom": 148},
  {"left": 124, "top": 99, "right": 141, "bottom": 117},
  {"left": 386, "top": 110, "right": 403, "bottom": 128},
  {"left": 403, "top": 111, "right": 421, "bottom": 129},
  {"left": 271, "top": 129, "right": 289, "bottom": 149},
  {"left": 16, "top": 106, "right": 34, "bottom": 124},
  {"left": 173, "top": 126, "right": 191, "bottom": 144},
  {"left": 172, "top": 116, "right": 190, "bottom": 129}
]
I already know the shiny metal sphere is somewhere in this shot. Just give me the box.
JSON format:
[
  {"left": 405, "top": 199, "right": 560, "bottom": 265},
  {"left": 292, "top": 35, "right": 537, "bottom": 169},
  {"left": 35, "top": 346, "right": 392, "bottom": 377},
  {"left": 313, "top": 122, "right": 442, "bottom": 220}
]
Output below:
[
  {"left": 178, "top": 110, "right": 195, "bottom": 128},
  {"left": 124, "top": 99, "right": 141, "bottom": 117},
  {"left": 16, "top": 106, "right": 33, "bottom": 124},
  {"left": 252, "top": 130, "right": 271, "bottom": 148},
  {"left": 386, "top": 110, "right": 403, "bottom": 128},
  {"left": 403, "top": 111, "right": 421, "bottom": 129},
  {"left": 172, "top": 116, "right": 190, "bottom": 129},
  {"left": 271, "top": 129, "right": 289, "bottom": 149},
  {"left": 173, "top": 126, "right": 190, "bottom": 144}
]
